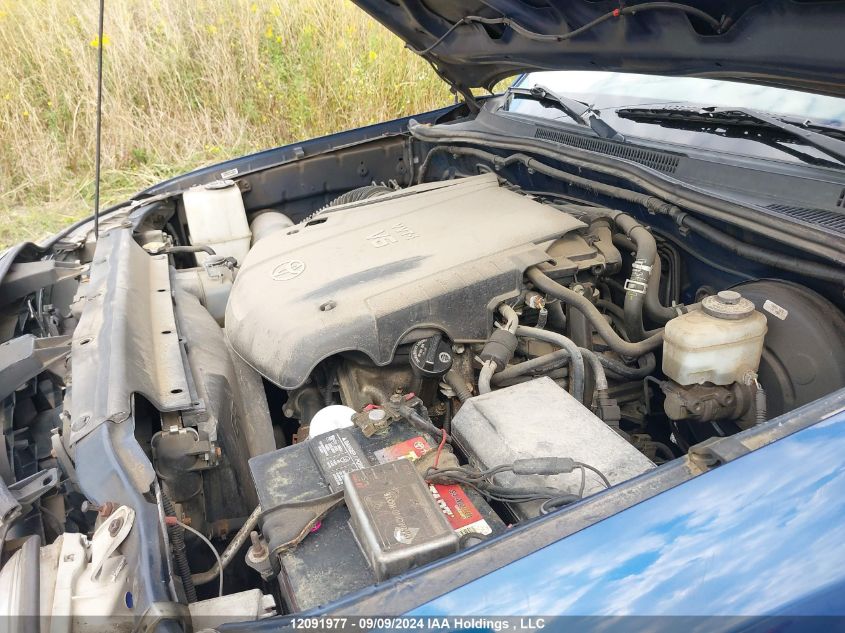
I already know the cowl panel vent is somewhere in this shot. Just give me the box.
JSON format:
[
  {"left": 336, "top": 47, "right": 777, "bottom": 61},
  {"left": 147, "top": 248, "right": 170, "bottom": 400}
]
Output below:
[
  {"left": 766, "top": 203, "right": 845, "bottom": 236},
  {"left": 534, "top": 127, "right": 680, "bottom": 173}
]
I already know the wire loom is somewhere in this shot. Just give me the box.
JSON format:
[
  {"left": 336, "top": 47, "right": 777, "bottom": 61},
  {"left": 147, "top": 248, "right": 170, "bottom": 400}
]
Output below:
[
  {"left": 409, "top": 3, "right": 728, "bottom": 56},
  {"left": 424, "top": 458, "right": 612, "bottom": 516}
]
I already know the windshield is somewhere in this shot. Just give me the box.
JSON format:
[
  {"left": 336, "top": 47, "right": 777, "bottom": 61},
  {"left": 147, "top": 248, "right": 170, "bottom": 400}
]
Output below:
[{"left": 506, "top": 71, "right": 845, "bottom": 167}]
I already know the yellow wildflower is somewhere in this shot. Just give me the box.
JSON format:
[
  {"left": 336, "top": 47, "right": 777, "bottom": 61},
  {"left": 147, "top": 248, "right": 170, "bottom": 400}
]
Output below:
[
  {"left": 368, "top": 50, "right": 377, "bottom": 62},
  {"left": 89, "top": 34, "right": 111, "bottom": 48},
  {"left": 265, "top": 26, "right": 273, "bottom": 39}
]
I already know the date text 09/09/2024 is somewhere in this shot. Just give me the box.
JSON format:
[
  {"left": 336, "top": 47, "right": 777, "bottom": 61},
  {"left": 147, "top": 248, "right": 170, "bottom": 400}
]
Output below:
[{"left": 290, "top": 617, "right": 547, "bottom": 630}]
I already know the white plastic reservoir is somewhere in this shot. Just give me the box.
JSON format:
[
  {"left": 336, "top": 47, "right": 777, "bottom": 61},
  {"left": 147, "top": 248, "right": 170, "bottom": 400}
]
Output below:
[
  {"left": 663, "top": 290, "right": 767, "bottom": 386},
  {"left": 308, "top": 405, "right": 356, "bottom": 439},
  {"left": 183, "top": 180, "right": 251, "bottom": 265}
]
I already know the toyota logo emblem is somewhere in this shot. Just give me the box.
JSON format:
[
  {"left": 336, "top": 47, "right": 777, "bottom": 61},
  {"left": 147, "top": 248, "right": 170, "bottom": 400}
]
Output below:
[{"left": 271, "top": 260, "right": 306, "bottom": 281}]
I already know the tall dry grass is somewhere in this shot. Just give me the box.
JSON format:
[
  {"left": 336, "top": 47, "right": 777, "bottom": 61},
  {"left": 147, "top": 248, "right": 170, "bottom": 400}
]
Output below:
[{"left": 0, "top": 0, "right": 452, "bottom": 246}]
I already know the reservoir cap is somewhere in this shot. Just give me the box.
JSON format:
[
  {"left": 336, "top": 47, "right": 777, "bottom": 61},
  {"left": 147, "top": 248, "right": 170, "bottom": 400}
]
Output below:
[{"left": 702, "top": 290, "right": 756, "bottom": 320}]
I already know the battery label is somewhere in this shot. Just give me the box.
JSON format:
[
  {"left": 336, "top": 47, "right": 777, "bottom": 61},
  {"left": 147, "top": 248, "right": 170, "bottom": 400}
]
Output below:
[
  {"left": 375, "top": 436, "right": 492, "bottom": 537},
  {"left": 373, "top": 436, "right": 431, "bottom": 463},
  {"left": 429, "top": 483, "right": 492, "bottom": 536},
  {"left": 309, "top": 430, "right": 369, "bottom": 492}
]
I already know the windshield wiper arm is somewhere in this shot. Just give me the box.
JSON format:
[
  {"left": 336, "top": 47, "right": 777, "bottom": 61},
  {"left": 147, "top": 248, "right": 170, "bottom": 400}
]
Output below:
[
  {"left": 508, "top": 84, "right": 624, "bottom": 141},
  {"left": 617, "top": 105, "right": 845, "bottom": 164}
]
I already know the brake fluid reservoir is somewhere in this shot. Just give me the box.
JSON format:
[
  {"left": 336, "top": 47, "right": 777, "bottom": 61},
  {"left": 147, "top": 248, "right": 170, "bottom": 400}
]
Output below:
[
  {"left": 663, "top": 290, "right": 767, "bottom": 386},
  {"left": 183, "top": 180, "right": 251, "bottom": 265}
]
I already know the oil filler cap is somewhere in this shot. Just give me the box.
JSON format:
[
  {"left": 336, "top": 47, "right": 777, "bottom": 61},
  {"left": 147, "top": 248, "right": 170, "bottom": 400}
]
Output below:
[
  {"left": 702, "top": 290, "right": 755, "bottom": 320},
  {"left": 410, "top": 334, "right": 453, "bottom": 378}
]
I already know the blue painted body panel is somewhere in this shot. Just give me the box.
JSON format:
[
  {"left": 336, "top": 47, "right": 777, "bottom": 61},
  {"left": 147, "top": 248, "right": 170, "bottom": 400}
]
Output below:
[{"left": 413, "top": 410, "right": 845, "bottom": 617}]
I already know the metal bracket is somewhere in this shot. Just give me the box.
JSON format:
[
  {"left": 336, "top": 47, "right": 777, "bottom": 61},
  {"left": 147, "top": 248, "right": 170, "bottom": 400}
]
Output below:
[
  {"left": 0, "top": 260, "right": 86, "bottom": 306},
  {"left": 68, "top": 228, "right": 193, "bottom": 445},
  {"left": 7, "top": 467, "right": 60, "bottom": 506},
  {"left": 688, "top": 436, "right": 751, "bottom": 472},
  {"left": 133, "top": 601, "right": 192, "bottom": 633},
  {"left": 0, "top": 467, "right": 61, "bottom": 529},
  {"left": 0, "top": 334, "right": 72, "bottom": 401}
]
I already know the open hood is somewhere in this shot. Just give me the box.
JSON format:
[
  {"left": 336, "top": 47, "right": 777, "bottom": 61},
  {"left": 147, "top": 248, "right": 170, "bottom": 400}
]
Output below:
[{"left": 353, "top": 1, "right": 845, "bottom": 103}]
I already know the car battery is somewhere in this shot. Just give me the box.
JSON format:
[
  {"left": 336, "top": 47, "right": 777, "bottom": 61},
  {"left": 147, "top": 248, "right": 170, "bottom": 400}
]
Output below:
[{"left": 249, "top": 422, "right": 504, "bottom": 612}]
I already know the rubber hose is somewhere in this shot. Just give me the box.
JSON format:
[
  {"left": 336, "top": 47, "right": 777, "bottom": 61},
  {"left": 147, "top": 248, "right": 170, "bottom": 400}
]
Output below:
[
  {"left": 547, "top": 301, "right": 567, "bottom": 330},
  {"left": 498, "top": 303, "right": 519, "bottom": 333},
  {"left": 579, "top": 347, "right": 608, "bottom": 392},
  {"left": 495, "top": 367, "right": 568, "bottom": 388},
  {"left": 478, "top": 360, "right": 497, "bottom": 395},
  {"left": 515, "top": 325, "right": 585, "bottom": 402},
  {"left": 613, "top": 235, "right": 698, "bottom": 323},
  {"left": 604, "top": 213, "right": 658, "bottom": 341},
  {"left": 491, "top": 349, "right": 570, "bottom": 386},
  {"left": 598, "top": 352, "right": 657, "bottom": 380},
  {"left": 566, "top": 205, "right": 689, "bottom": 331},
  {"left": 415, "top": 145, "right": 676, "bottom": 216},
  {"left": 162, "top": 492, "right": 197, "bottom": 603},
  {"left": 651, "top": 442, "right": 676, "bottom": 462},
  {"left": 409, "top": 128, "right": 845, "bottom": 266},
  {"left": 612, "top": 233, "right": 636, "bottom": 253},
  {"left": 676, "top": 213, "right": 845, "bottom": 285},
  {"left": 526, "top": 268, "right": 664, "bottom": 357},
  {"left": 444, "top": 369, "right": 472, "bottom": 402},
  {"left": 413, "top": 138, "right": 845, "bottom": 281},
  {"left": 596, "top": 298, "right": 625, "bottom": 321}
]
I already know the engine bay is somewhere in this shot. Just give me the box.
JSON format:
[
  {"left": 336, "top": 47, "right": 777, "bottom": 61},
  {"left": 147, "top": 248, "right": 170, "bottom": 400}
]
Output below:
[{"left": 1, "top": 125, "right": 844, "bottom": 628}]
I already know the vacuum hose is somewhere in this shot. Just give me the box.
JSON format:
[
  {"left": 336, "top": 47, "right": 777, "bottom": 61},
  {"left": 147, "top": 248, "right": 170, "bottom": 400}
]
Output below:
[{"left": 526, "top": 268, "right": 663, "bottom": 357}]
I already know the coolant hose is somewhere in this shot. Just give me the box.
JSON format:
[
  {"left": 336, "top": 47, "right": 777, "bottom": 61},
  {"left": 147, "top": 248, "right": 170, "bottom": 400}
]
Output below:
[
  {"left": 526, "top": 268, "right": 663, "bottom": 357},
  {"left": 515, "top": 325, "right": 585, "bottom": 402},
  {"left": 610, "top": 213, "right": 662, "bottom": 341},
  {"left": 567, "top": 205, "right": 692, "bottom": 332},
  {"left": 162, "top": 492, "right": 197, "bottom": 602}
]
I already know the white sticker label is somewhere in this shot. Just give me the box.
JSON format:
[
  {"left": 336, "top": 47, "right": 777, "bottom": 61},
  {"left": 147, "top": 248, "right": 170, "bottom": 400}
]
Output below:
[
  {"left": 220, "top": 168, "right": 239, "bottom": 179},
  {"left": 763, "top": 299, "right": 788, "bottom": 321}
]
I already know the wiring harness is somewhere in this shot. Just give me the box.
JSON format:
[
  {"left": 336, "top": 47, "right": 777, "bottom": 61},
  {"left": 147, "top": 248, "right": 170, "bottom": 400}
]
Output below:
[{"left": 425, "top": 457, "right": 611, "bottom": 514}]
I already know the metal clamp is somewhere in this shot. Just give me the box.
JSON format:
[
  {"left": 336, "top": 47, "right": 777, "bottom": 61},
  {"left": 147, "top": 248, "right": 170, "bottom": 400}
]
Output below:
[{"left": 623, "top": 279, "right": 648, "bottom": 295}]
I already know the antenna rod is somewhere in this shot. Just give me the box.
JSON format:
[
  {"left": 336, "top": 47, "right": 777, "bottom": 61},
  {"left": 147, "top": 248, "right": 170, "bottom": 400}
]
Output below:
[{"left": 93, "top": 0, "right": 105, "bottom": 239}]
